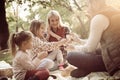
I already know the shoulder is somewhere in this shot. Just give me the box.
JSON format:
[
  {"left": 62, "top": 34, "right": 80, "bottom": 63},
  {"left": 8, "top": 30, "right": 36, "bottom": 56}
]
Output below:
[
  {"left": 91, "top": 14, "right": 109, "bottom": 30},
  {"left": 92, "top": 14, "right": 109, "bottom": 23},
  {"left": 15, "top": 51, "right": 26, "bottom": 60},
  {"left": 16, "top": 51, "right": 23, "bottom": 56}
]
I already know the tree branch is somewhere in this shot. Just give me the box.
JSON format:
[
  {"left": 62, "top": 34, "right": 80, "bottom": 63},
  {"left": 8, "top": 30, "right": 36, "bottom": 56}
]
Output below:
[{"left": 73, "top": 0, "right": 82, "bottom": 11}]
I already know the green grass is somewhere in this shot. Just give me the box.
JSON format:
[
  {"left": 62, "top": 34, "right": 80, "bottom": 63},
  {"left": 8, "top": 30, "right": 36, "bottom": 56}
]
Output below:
[{"left": 0, "top": 49, "right": 13, "bottom": 65}]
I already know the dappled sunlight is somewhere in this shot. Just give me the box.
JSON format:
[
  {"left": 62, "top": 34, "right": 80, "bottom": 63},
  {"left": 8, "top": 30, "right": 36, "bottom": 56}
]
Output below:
[
  {"left": 11, "top": 1, "right": 30, "bottom": 21},
  {"left": 107, "top": 0, "right": 120, "bottom": 8},
  {"left": 1, "top": 0, "right": 120, "bottom": 79}
]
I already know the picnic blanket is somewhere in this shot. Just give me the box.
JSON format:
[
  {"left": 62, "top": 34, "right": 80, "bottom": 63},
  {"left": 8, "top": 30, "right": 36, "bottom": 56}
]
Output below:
[
  {"left": 48, "top": 70, "right": 120, "bottom": 80},
  {"left": 0, "top": 61, "right": 13, "bottom": 78}
]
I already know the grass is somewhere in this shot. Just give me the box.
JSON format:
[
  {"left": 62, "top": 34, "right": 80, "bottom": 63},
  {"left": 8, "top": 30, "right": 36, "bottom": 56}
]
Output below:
[{"left": 0, "top": 49, "right": 13, "bottom": 65}]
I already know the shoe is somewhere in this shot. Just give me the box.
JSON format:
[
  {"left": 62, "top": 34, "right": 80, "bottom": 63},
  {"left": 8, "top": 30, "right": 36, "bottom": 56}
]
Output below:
[
  {"left": 59, "top": 65, "right": 64, "bottom": 70},
  {"left": 71, "top": 69, "right": 90, "bottom": 78},
  {"left": 63, "top": 62, "right": 68, "bottom": 68},
  {"left": 58, "top": 63, "right": 65, "bottom": 71}
]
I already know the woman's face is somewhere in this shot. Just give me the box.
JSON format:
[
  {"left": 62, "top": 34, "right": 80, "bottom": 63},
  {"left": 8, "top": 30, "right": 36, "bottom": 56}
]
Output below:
[{"left": 49, "top": 15, "right": 59, "bottom": 29}]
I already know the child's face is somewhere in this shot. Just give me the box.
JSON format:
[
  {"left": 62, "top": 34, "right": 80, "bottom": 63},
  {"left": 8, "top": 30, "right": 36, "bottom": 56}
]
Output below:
[
  {"left": 38, "top": 23, "right": 45, "bottom": 36},
  {"left": 22, "top": 38, "right": 33, "bottom": 50},
  {"left": 49, "top": 15, "right": 59, "bottom": 28}
]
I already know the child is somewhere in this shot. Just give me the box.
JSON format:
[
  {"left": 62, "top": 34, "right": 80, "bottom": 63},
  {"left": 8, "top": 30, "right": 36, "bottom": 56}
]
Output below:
[
  {"left": 9, "top": 31, "right": 54, "bottom": 80},
  {"left": 46, "top": 10, "right": 70, "bottom": 69},
  {"left": 46, "top": 10, "right": 70, "bottom": 41},
  {"left": 30, "top": 19, "right": 69, "bottom": 70}
]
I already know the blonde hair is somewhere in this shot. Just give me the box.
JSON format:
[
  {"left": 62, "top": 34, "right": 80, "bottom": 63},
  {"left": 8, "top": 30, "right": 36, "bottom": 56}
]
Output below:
[
  {"left": 46, "top": 10, "right": 64, "bottom": 29},
  {"left": 30, "top": 20, "right": 44, "bottom": 37},
  {"left": 9, "top": 31, "right": 32, "bottom": 57}
]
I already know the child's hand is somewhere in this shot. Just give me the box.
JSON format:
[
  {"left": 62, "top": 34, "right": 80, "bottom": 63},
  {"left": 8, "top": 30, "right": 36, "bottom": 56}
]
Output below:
[
  {"left": 66, "top": 34, "right": 72, "bottom": 41},
  {"left": 37, "top": 51, "right": 48, "bottom": 59},
  {"left": 64, "top": 45, "right": 75, "bottom": 51},
  {"left": 57, "top": 36, "right": 62, "bottom": 41}
]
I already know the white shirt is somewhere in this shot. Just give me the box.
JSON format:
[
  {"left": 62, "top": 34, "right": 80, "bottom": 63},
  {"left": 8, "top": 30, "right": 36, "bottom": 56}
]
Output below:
[
  {"left": 13, "top": 50, "right": 37, "bottom": 80},
  {"left": 75, "top": 14, "right": 109, "bottom": 52}
]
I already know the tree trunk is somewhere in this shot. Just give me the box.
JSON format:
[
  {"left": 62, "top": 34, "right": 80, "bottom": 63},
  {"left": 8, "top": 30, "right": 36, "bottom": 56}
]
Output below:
[{"left": 0, "top": 0, "right": 9, "bottom": 50}]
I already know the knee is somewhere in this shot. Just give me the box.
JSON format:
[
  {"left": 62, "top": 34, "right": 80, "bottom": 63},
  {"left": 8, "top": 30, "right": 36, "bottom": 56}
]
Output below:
[
  {"left": 35, "top": 69, "right": 49, "bottom": 80},
  {"left": 66, "top": 52, "right": 74, "bottom": 63},
  {"left": 45, "top": 59, "right": 54, "bottom": 69}
]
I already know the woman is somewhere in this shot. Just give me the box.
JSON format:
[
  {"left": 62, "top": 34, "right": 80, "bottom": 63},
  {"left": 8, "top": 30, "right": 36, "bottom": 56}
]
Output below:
[{"left": 66, "top": 0, "right": 120, "bottom": 78}]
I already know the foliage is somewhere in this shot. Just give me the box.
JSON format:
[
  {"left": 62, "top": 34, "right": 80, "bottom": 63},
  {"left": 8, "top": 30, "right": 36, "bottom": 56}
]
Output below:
[
  {"left": 0, "top": 50, "right": 13, "bottom": 64},
  {"left": 5, "top": 0, "right": 120, "bottom": 38},
  {"left": 3, "top": 0, "right": 120, "bottom": 63},
  {"left": 5, "top": 0, "right": 89, "bottom": 38}
]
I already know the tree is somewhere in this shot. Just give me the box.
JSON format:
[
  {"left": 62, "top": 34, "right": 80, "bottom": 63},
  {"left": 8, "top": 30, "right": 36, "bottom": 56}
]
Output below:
[
  {"left": 0, "top": 0, "right": 9, "bottom": 50},
  {"left": 6, "top": 0, "right": 89, "bottom": 39}
]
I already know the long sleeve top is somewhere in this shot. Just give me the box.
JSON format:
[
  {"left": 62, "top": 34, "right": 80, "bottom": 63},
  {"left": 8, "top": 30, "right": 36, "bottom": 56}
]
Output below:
[
  {"left": 74, "top": 14, "right": 109, "bottom": 52},
  {"left": 13, "top": 50, "right": 37, "bottom": 80},
  {"left": 32, "top": 36, "right": 57, "bottom": 52},
  {"left": 30, "top": 36, "right": 65, "bottom": 59},
  {"left": 13, "top": 36, "right": 60, "bottom": 80}
]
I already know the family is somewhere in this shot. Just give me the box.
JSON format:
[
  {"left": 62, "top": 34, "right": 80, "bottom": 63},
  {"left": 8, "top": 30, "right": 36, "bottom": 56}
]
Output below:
[{"left": 8, "top": 0, "right": 120, "bottom": 80}]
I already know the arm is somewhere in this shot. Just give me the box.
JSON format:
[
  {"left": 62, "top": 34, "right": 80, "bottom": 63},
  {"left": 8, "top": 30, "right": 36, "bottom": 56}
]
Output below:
[
  {"left": 33, "top": 36, "right": 68, "bottom": 52},
  {"left": 17, "top": 53, "right": 36, "bottom": 70},
  {"left": 47, "top": 27, "right": 62, "bottom": 40},
  {"left": 32, "top": 51, "right": 48, "bottom": 66},
  {"left": 75, "top": 14, "right": 109, "bottom": 52},
  {"left": 39, "top": 38, "right": 68, "bottom": 51},
  {"left": 66, "top": 33, "right": 86, "bottom": 45}
]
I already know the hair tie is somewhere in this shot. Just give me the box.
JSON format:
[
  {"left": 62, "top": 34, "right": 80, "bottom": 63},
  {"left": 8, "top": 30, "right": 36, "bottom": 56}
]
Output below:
[{"left": 14, "top": 32, "right": 20, "bottom": 40}]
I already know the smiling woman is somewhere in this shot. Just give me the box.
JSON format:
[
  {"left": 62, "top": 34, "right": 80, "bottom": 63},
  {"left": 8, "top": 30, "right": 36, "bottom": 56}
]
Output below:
[{"left": 65, "top": 0, "right": 120, "bottom": 78}]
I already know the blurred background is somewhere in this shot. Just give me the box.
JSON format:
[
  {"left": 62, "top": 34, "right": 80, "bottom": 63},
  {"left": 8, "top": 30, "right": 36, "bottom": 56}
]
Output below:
[{"left": 0, "top": 0, "right": 120, "bottom": 64}]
